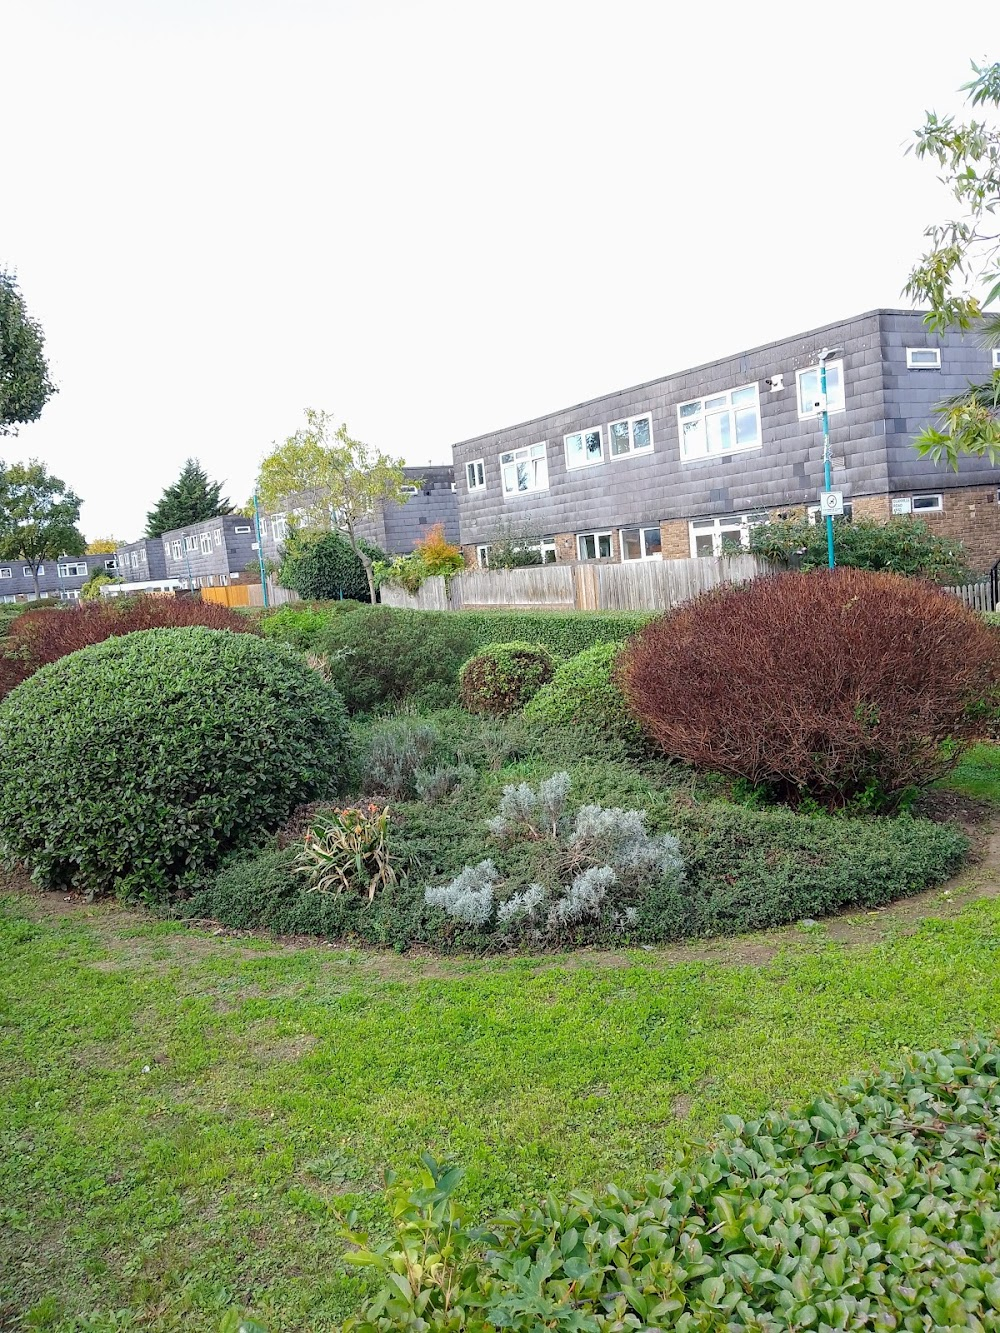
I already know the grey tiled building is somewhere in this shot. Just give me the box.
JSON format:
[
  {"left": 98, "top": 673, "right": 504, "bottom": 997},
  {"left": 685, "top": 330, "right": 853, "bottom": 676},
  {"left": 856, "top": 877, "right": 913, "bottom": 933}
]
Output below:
[
  {"left": 0, "top": 552, "right": 118, "bottom": 603},
  {"left": 117, "top": 515, "right": 261, "bottom": 590},
  {"left": 452, "top": 309, "right": 1000, "bottom": 572},
  {"left": 259, "top": 465, "right": 459, "bottom": 564}
]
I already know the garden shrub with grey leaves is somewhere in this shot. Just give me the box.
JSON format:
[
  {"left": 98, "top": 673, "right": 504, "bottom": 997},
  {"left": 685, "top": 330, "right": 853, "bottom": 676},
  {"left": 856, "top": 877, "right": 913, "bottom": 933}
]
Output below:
[{"left": 424, "top": 772, "right": 685, "bottom": 938}]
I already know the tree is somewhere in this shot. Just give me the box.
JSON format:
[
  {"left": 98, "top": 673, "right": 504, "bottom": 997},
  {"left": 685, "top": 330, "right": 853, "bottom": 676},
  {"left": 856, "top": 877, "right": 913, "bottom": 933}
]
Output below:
[
  {"left": 0, "top": 460, "right": 85, "bottom": 598},
  {"left": 258, "top": 408, "right": 412, "bottom": 604},
  {"left": 0, "top": 270, "right": 56, "bottom": 435},
  {"left": 278, "top": 528, "right": 386, "bottom": 602},
  {"left": 85, "top": 537, "right": 118, "bottom": 554},
  {"left": 748, "top": 515, "right": 969, "bottom": 582},
  {"left": 145, "top": 459, "right": 232, "bottom": 538},
  {"left": 904, "top": 60, "right": 1000, "bottom": 466}
]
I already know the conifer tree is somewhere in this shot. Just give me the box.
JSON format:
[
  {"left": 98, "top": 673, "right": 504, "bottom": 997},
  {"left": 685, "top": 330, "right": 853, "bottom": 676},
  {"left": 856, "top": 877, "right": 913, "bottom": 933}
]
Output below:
[{"left": 145, "top": 459, "right": 232, "bottom": 538}]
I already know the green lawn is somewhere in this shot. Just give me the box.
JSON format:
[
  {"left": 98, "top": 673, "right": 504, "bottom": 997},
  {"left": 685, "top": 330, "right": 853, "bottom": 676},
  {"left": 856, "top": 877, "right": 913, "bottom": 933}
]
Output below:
[{"left": 3, "top": 879, "right": 1000, "bottom": 1331}]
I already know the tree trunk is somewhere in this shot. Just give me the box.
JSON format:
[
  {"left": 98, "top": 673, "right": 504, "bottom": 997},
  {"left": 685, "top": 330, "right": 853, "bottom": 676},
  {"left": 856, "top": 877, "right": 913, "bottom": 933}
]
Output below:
[
  {"left": 344, "top": 520, "right": 377, "bottom": 604},
  {"left": 30, "top": 564, "right": 39, "bottom": 599}
]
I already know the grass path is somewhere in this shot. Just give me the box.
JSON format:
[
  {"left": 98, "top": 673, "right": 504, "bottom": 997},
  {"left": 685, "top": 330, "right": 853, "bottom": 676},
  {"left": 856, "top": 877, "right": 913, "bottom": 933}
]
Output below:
[{"left": 4, "top": 824, "right": 1000, "bottom": 1332}]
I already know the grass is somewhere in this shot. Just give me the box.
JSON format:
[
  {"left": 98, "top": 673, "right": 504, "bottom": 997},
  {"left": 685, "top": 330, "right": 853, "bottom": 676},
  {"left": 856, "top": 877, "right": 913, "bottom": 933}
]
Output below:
[
  {"left": 4, "top": 882, "right": 1000, "bottom": 1331},
  {"left": 939, "top": 740, "right": 1000, "bottom": 803}
]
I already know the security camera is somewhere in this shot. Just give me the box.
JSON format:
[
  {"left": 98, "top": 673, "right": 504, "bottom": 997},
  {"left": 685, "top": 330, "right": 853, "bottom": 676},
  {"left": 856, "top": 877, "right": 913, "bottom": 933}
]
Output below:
[{"left": 764, "top": 374, "right": 784, "bottom": 391}]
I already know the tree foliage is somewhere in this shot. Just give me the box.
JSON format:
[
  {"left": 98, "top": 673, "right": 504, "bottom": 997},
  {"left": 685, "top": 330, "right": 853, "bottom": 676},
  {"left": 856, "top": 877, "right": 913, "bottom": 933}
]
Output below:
[
  {"left": 748, "top": 515, "right": 968, "bottom": 581},
  {"left": 375, "top": 522, "right": 465, "bottom": 593},
  {"left": 85, "top": 537, "right": 118, "bottom": 554},
  {"left": 0, "top": 460, "right": 84, "bottom": 597},
  {"left": 904, "top": 60, "right": 1000, "bottom": 465},
  {"left": 145, "top": 458, "right": 232, "bottom": 538},
  {"left": 257, "top": 409, "right": 411, "bottom": 604},
  {"left": 277, "top": 528, "right": 385, "bottom": 602},
  {"left": 0, "top": 270, "right": 56, "bottom": 435}
]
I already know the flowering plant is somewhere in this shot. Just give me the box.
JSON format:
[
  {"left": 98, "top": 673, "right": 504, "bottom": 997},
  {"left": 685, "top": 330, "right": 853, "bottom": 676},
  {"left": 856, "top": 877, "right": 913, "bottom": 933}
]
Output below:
[{"left": 295, "top": 802, "right": 395, "bottom": 901}]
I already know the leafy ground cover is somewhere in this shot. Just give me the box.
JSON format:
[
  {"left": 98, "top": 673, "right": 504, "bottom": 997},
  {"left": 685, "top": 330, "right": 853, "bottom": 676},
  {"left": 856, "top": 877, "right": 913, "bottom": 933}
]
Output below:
[{"left": 4, "top": 859, "right": 1000, "bottom": 1331}]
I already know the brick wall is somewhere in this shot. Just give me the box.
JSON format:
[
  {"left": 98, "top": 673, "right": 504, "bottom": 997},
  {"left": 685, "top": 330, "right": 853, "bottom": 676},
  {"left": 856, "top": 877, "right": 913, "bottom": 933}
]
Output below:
[{"left": 890, "top": 484, "right": 1000, "bottom": 572}]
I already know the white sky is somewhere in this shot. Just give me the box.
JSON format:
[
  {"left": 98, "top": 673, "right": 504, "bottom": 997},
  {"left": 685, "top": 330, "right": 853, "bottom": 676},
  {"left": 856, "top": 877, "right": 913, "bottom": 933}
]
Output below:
[{"left": 2, "top": 0, "right": 994, "bottom": 540}]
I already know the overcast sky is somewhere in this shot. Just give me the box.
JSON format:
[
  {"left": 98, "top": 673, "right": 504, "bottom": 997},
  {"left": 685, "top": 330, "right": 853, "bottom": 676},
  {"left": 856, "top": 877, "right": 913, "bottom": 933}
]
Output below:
[{"left": 2, "top": 0, "right": 994, "bottom": 540}]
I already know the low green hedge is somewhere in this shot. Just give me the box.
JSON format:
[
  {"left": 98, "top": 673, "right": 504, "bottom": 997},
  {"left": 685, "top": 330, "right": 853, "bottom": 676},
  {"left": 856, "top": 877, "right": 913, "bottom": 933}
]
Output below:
[
  {"left": 523, "top": 641, "right": 643, "bottom": 750},
  {"left": 330, "top": 1036, "right": 1000, "bottom": 1331},
  {"left": 193, "top": 772, "right": 967, "bottom": 950}
]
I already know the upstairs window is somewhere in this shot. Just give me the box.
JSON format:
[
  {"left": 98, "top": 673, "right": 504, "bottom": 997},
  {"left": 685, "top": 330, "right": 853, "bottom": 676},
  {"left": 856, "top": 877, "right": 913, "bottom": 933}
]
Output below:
[
  {"left": 608, "top": 414, "right": 653, "bottom": 458},
  {"left": 796, "top": 360, "right": 845, "bottom": 419},
  {"left": 184, "top": 535, "right": 197, "bottom": 552},
  {"left": 400, "top": 484, "right": 419, "bottom": 495},
  {"left": 678, "top": 384, "right": 761, "bottom": 460},
  {"left": 200, "top": 533, "right": 213, "bottom": 555},
  {"left": 58, "top": 561, "right": 88, "bottom": 577},
  {"left": 564, "top": 428, "right": 603, "bottom": 470},
  {"left": 993, "top": 350, "right": 1000, "bottom": 369},
  {"left": 906, "top": 347, "right": 941, "bottom": 369},
  {"left": 171, "top": 540, "right": 182, "bottom": 559},
  {"left": 214, "top": 528, "right": 222, "bottom": 546},
  {"left": 233, "top": 525, "right": 252, "bottom": 534},
  {"left": 0, "top": 569, "right": 10, "bottom": 579},
  {"left": 270, "top": 514, "right": 288, "bottom": 541},
  {"left": 466, "top": 459, "right": 486, "bottom": 491},
  {"left": 500, "top": 443, "right": 548, "bottom": 496},
  {"left": 131, "top": 551, "right": 139, "bottom": 567}
]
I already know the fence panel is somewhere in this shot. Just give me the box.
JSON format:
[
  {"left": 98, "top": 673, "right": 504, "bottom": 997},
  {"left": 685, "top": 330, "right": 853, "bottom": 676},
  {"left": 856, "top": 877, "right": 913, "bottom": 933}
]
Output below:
[
  {"left": 202, "top": 585, "right": 251, "bottom": 608},
  {"left": 459, "top": 564, "right": 576, "bottom": 610},
  {"left": 595, "top": 553, "right": 768, "bottom": 612},
  {"left": 379, "top": 577, "right": 453, "bottom": 611},
  {"left": 943, "top": 581, "right": 994, "bottom": 613}
]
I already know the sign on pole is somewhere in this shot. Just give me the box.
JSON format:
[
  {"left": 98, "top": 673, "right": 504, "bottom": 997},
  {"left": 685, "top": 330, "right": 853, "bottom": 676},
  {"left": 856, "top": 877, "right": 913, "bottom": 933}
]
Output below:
[{"left": 819, "top": 489, "right": 844, "bottom": 517}]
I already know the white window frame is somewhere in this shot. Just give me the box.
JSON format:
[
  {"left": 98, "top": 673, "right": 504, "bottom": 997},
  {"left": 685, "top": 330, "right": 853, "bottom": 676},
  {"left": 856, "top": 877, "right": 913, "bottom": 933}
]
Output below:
[
  {"left": 796, "top": 360, "right": 846, "bottom": 420},
  {"left": 992, "top": 350, "right": 1000, "bottom": 370},
  {"left": 104, "top": 559, "right": 116, "bottom": 571},
  {"left": 906, "top": 347, "right": 942, "bottom": 369},
  {"left": 577, "top": 531, "right": 614, "bottom": 561},
  {"left": 476, "top": 544, "right": 489, "bottom": 568},
  {"left": 0, "top": 569, "right": 10, "bottom": 579},
  {"left": 608, "top": 413, "right": 654, "bottom": 460},
  {"left": 533, "top": 537, "right": 557, "bottom": 564},
  {"left": 688, "top": 515, "right": 760, "bottom": 558},
  {"left": 678, "top": 383, "right": 762, "bottom": 461},
  {"left": 184, "top": 535, "right": 197, "bottom": 552},
  {"left": 234, "top": 525, "right": 252, "bottom": 534},
  {"left": 500, "top": 442, "right": 548, "bottom": 498},
  {"left": 57, "top": 561, "right": 88, "bottom": 578},
  {"left": 911, "top": 493, "right": 943, "bottom": 513},
  {"left": 563, "top": 427, "right": 604, "bottom": 471},
  {"left": 400, "top": 484, "right": 419, "bottom": 496},
  {"left": 269, "top": 514, "right": 287, "bottom": 541},
  {"left": 466, "top": 459, "right": 486, "bottom": 492},
  {"left": 171, "top": 540, "right": 182, "bottom": 560},
  {"left": 23, "top": 566, "right": 38, "bottom": 578},
  {"left": 200, "top": 533, "right": 213, "bottom": 555},
  {"left": 619, "top": 526, "right": 663, "bottom": 561},
  {"left": 213, "top": 528, "right": 222, "bottom": 546},
  {"left": 131, "top": 551, "right": 139, "bottom": 567}
]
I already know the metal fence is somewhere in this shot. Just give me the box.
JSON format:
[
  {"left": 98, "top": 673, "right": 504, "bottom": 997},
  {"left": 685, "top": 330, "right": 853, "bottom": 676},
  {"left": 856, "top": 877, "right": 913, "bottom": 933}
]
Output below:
[{"left": 379, "top": 553, "right": 769, "bottom": 614}]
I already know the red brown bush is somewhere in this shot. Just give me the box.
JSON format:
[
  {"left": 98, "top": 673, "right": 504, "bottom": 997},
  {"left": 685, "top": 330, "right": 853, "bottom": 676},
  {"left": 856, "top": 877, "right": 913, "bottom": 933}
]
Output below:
[
  {"left": 617, "top": 568, "right": 1000, "bottom": 809},
  {"left": 0, "top": 596, "right": 259, "bottom": 699}
]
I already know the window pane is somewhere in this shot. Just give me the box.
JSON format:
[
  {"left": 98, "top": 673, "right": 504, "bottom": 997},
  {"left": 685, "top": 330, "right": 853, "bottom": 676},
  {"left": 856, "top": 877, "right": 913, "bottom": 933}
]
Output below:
[
  {"left": 826, "top": 364, "right": 844, "bottom": 410},
  {"left": 706, "top": 411, "right": 731, "bottom": 452},
  {"left": 682, "top": 419, "right": 704, "bottom": 457},
  {"left": 598, "top": 534, "right": 612, "bottom": 558},
  {"left": 467, "top": 463, "right": 475, "bottom": 486},
  {"left": 579, "top": 535, "right": 595, "bottom": 559},
  {"left": 516, "top": 462, "right": 530, "bottom": 491},
  {"left": 584, "top": 431, "right": 602, "bottom": 462},
  {"left": 610, "top": 421, "right": 630, "bottom": 456},
  {"left": 632, "top": 417, "right": 651, "bottom": 448},
  {"left": 565, "top": 432, "right": 583, "bottom": 465},
  {"left": 642, "top": 527, "right": 661, "bottom": 556},
  {"left": 531, "top": 443, "right": 545, "bottom": 458},
  {"left": 679, "top": 401, "right": 700, "bottom": 418},
  {"left": 798, "top": 368, "right": 818, "bottom": 413},
  {"left": 694, "top": 534, "right": 715, "bottom": 557},
  {"left": 534, "top": 456, "right": 548, "bottom": 489},
  {"left": 502, "top": 463, "right": 516, "bottom": 492},
  {"left": 731, "top": 387, "right": 755, "bottom": 406},
  {"left": 735, "top": 407, "right": 759, "bottom": 446},
  {"left": 621, "top": 529, "right": 642, "bottom": 560},
  {"left": 500, "top": 452, "right": 513, "bottom": 465}
]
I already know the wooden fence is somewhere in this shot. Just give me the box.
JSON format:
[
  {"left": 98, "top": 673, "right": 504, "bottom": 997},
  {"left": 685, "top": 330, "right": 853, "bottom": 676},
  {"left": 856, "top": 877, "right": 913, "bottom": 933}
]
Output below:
[
  {"left": 379, "top": 553, "right": 769, "bottom": 614},
  {"left": 201, "top": 580, "right": 300, "bottom": 609},
  {"left": 943, "top": 580, "right": 995, "bottom": 612}
]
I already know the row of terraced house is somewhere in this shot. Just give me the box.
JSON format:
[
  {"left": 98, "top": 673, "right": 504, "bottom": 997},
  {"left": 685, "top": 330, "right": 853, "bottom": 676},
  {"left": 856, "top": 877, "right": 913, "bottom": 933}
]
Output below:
[{"left": 109, "top": 308, "right": 1000, "bottom": 592}]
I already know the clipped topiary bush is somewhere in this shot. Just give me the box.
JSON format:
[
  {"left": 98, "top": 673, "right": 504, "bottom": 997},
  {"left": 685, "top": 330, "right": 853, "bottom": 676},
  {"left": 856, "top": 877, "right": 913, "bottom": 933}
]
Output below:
[
  {"left": 0, "top": 627, "right": 349, "bottom": 902},
  {"left": 522, "top": 641, "right": 643, "bottom": 749},
  {"left": 459, "top": 641, "right": 556, "bottom": 715},
  {"left": 620, "top": 568, "right": 1000, "bottom": 809},
  {"left": 334, "top": 1037, "right": 1000, "bottom": 1331}
]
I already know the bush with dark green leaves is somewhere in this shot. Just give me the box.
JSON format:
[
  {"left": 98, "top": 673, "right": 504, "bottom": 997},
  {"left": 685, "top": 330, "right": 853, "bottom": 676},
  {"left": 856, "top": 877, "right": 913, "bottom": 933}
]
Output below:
[
  {"left": 0, "top": 628, "right": 349, "bottom": 902},
  {"left": 277, "top": 529, "right": 386, "bottom": 603},
  {"left": 459, "top": 641, "right": 556, "bottom": 715},
  {"left": 749, "top": 514, "right": 969, "bottom": 581},
  {"left": 328, "top": 1036, "right": 1000, "bottom": 1332},
  {"left": 523, "top": 641, "right": 643, "bottom": 750}
]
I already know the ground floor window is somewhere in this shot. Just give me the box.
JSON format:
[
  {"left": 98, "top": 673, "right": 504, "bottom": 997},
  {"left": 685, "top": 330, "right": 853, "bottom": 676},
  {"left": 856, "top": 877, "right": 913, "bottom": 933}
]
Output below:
[
  {"left": 689, "top": 516, "right": 752, "bottom": 557},
  {"left": 476, "top": 545, "right": 489, "bottom": 568},
  {"left": 577, "top": 532, "right": 613, "bottom": 560},
  {"left": 807, "top": 503, "right": 854, "bottom": 524},
  {"left": 620, "top": 526, "right": 662, "bottom": 561}
]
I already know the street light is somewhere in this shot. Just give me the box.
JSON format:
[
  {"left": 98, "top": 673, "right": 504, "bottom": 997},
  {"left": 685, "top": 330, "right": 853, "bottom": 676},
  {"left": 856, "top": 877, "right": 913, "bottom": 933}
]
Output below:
[{"left": 817, "top": 346, "right": 843, "bottom": 570}]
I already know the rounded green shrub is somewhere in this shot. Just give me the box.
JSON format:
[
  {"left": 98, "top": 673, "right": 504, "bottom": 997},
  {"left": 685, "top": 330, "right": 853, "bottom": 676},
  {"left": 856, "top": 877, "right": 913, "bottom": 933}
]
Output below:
[
  {"left": 0, "top": 627, "right": 349, "bottom": 902},
  {"left": 523, "top": 641, "right": 643, "bottom": 749},
  {"left": 459, "top": 641, "right": 556, "bottom": 715}
]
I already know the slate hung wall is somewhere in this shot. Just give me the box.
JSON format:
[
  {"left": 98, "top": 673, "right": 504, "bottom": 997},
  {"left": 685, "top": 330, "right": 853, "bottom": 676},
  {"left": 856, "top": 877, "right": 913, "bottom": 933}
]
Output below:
[{"left": 451, "top": 309, "right": 1000, "bottom": 571}]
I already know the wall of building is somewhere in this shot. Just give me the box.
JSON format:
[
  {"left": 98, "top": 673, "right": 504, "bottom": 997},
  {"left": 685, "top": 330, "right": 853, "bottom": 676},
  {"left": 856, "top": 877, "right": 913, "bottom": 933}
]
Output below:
[
  {"left": 116, "top": 538, "right": 168, "bottom": 583},
  {"left": 0, "top": 553, "right": 117, "bottom": 602},
  {"left": 159, "top": 515, "right": 260, "bottom": 588}
]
